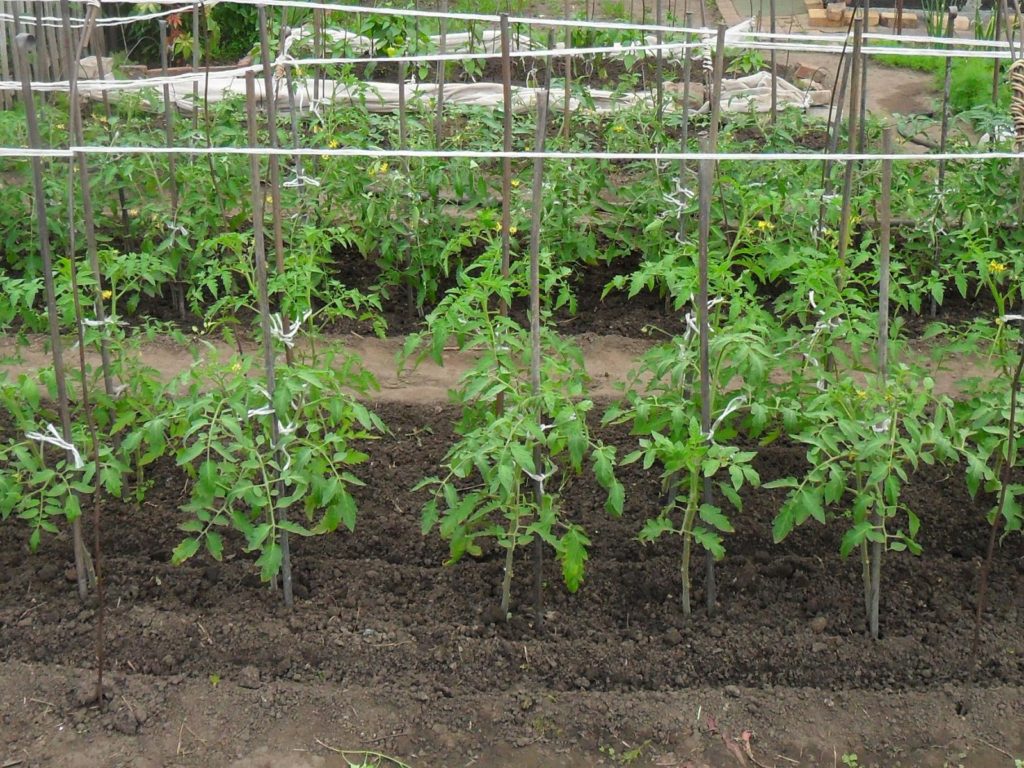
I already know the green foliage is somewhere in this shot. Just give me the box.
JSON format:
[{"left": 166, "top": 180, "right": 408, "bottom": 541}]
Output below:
[
  {"left": 606, "top": 304, "right": 773, "bottom": 613},
  {"left": 167, "top": 351, "right": 384, "bottom": 580},
  {"left": 406, "top": 247, "right": 620, "bottom": 614}
]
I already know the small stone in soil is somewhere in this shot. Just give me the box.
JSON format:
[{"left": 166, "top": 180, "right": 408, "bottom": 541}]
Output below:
[
  {"left": 237, "top": 666, "right": 262, "bottom": 689},
  {"left": 724, "top": 685, "right": 742, "bottom": 698}
]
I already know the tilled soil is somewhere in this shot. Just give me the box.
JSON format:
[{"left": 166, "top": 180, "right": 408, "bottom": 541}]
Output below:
[{"left": 1, "top": 403, "right": 1023, "bottom": 767}]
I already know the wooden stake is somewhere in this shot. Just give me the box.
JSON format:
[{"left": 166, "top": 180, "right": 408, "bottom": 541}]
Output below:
[
  {"left": 655, "top": 0, "right": 664, "bottom": 130},
  {"left": 16, "top": 31, "right": 90, "bottom": 600},
  {"left": 677, "top": 12, "right": 693, "bottom": 246},
  {"left": 89, "top": 31, "right": 129, "bottom": 232},
  {"left": 690, "top": 144, "right": 714, "bottom": 618},
  {"left": 869, "top": 126, "right": 894, "bottom": 641},
  {"left": 158, "top": 21, "right": 179, "bottom": 216},
  {"left": 564, "top": 0, "right": 572, "bottom": 141},
  {"left": 59, "top": 0, "right": 114, "bottom": 397},
  {"left": 836, "top": 20, "right": 863, "bottom": 272},
  {"left": 929, "top": 8, "right": 956, "bottom": 318},
  {"left": 245, "top": 72, "right": 294, "bottom": 610},
  {"left": 0, "top": 0, "right": 11, "bottom": 109},
  {"left": 993, "top": 0, "right": 1004, "bottom": 104},
  {"left": 258, "top": 6, "right": 293, "bottom": 365},
  {"left": 500, "top": 14, "right": 513, "bottom": 291},
  {"left": 192, "top": 1, "right": 200, "bottom": 132},
  {"left": 435, "top": 0, "right": 448, "bottom": 148},
  {"left": 769, "top": 0, "right": 777, "bottom": 124},
  {"left": 528, "top": 89, "right": 550, "bottom": 631}
]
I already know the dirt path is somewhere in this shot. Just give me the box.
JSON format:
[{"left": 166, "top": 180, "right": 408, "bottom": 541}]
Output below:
[{"left": 0, "top": 332, "right": 999, "bottom": 403}]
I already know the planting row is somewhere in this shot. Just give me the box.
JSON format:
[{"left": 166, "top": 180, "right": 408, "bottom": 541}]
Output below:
[{"left": 1, "top": 265, "right": 1021, "bottom": 638}]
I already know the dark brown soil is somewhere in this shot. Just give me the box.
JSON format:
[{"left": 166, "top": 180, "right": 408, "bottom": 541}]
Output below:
[{"left": 1, "top": 403, "right": 1023, "bottom": 767}]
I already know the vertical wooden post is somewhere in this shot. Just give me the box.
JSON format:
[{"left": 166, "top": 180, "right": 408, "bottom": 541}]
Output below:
[
  {"left": 258, "top": 6, "right": 293, "bottom": 365},
  {"left": 159, "top": 20, "right": 179, "bottom": 215},
  {"left": 245, "top": 72, "right": 294, "bottom": 609},
  {"left": 0, "top": 0, "right": 11, "bottom": 109},
  {"left": 677, "top": 12, "right": 693, "bottom": 246},
  {"left": 769, "top": 0, "right": 777, "bottom": 124},
  {"left": 192, "top": 1, "right": 200, "bottom": 132},
  {"left": 528, "top": 89, "right": 550, "bottom": 631},
  {"left": 60, "top": 0, "right": 114, "bottom": 396},
  {"left": 435, "top": 0, "right": 448, "bottom": 148},
  {"left": 869, "top": 126, "right": 894, "bottom": 641},
  {"left": 16, "top": 31, "right": 90, "bottom": 599},
  {"left": 655, "top": 0, "right": 664, "bottom": 130},
  {"left": 563, "top": 0, "right": 572, "bottom": 140},
  {"left": 836, "top": 20, "right": 863, "bottom": 272},
  {"left": 500, "top": 14, "right": 513, "bottom": 292}
]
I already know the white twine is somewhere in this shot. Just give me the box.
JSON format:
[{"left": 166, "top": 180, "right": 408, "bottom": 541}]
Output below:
[
  {"left": 522, "top": 462, "right": 556, "bottom": 496},
  {"left": 283, "top": 173, "right": 321, "bottom": 188},
  {"left": 246, "top": 385, "right": 299, "bottom": 473},
  {"left": 4, "top": 146, "right": 1024, "bottom": 163},
  {"left": 707, "top": 394, "right": 746, "bottom": 443},
  {"left": 26, "top": 424, "right": 84, "bottom": 469},
  {"left": 269, "top": 309, "right": 312, "bottom": 348}
]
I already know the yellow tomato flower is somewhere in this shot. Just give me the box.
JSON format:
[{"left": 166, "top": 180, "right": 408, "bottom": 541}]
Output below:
[
  {"left": 756, "top": 219, "right": 774, "bottom": 231},
  {"left": 989, "top": 260, "right": 1007, "bottom": 274},
  {"left": 328, "top": 139, "right": 340, "bottom": 149},
  {"left": 511, "top": 178, "right": 521, "bottom": 188},
  {"left": 101, "top": 289, "right": 112, "bottom": 300},
  {"left": 612, "top": 124, "right": 625, "bottom": 133}
]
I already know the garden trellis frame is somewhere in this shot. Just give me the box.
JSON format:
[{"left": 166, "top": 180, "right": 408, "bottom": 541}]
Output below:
[{"left": 2, "top": 0, "right": 1023, "bottom": 621}]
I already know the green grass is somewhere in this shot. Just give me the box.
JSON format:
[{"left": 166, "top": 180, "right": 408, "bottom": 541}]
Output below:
[{"left": 873, "top": 41, "right": 1009, "bottom": 114}]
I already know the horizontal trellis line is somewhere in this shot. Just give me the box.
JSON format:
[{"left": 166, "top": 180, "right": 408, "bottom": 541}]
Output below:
[
  {"left": 3, "top": 145, "right": 1023, "bottom": 162},
  {"left": 27, "top": 0, "right": 1011, "bottom": 51},
  {"left": 0, "top": 4, "right": 188, "bottom": 28},
  {"left": 0, "top": 38, "right": 1014, "bottom": 94}
]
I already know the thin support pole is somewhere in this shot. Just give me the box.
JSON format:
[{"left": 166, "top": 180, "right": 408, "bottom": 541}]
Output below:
[
  {"left": 655, "top": 0, "right": 664, "bottom": 130},
  {"left": 709, "top": 23, "right": 730, "bottom": 237},
  {"left": 870, "top": 127, "right": 894, "bottom": 642},
  {"left": 16, "top": 31, "right": 90, "bottom": 599},
  {"left": 837, "top": 20, "right": 863, "bottom": 273},
  {"left": 60, "top": 0, "right": 113, "bottom": 397},
  {"left": 245, "top": 72, "right": 294, "bottom": 610},
  {"left": 258, "top": 6, "right": 293, "bottom": 366},
  {"left": 158, "top": 21, "right": 179, "bottom": 215},
  {"left": 563, "top": 0, "right": 572, "bottom": 141},
  {"left": 192, "top": 1, "right": 200, "bottom": 132},
  {"left": 398, "top": 57, "right": 414, "bottom": 315},
  {"left": 89, "top": 33, "right": 128, "bottom": 233},
  {"left": 528, "top": 90, "right": 550, "bottom": 631},
  {"left": 159, "top": 20, "right": 185, "bottom": 321},
  {"left": 993, "top": 0, "right": 1003, "bottom": 104},
  {"left": 677, "top": 14, "right": 693, "bottom": 246},
  {"left": 683, "top": 147, "right": 713, "bottom": 619},
  {"left": 435, "top": 0, "right": 448, "bottom": 149},
  {"left": 769, "top": 0, "right": 777, "bottom": 124},
  {"left": 817, "top": 33, "right": 853, "bottom": 238},
  {"left": 929, "top": 8, "right": 956, "bottom": 318},
  {"left": 500, "top": 14, "right": 513, "bottom": 290},
  {"left": 0, "top": 0, "right": 11, "bottom": 110}
]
